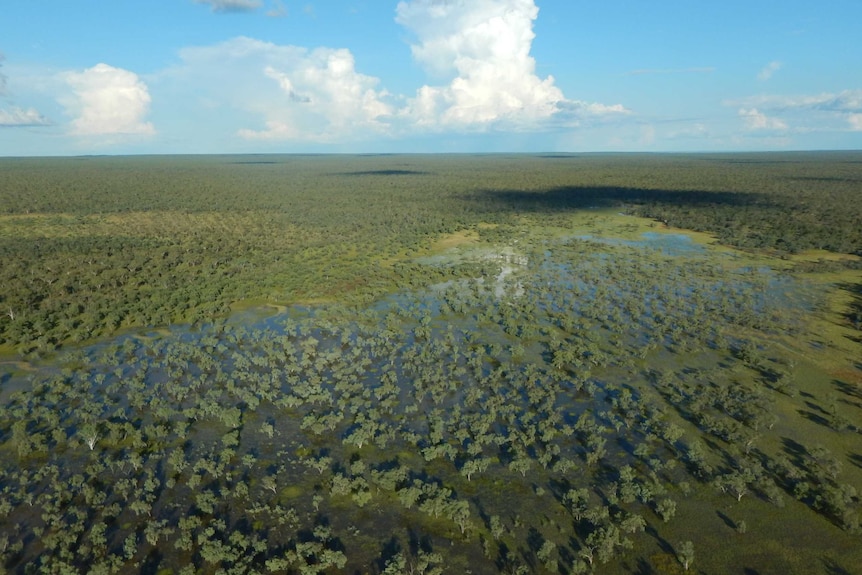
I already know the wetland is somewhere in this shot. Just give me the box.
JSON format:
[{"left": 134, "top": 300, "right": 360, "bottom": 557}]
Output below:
[{"left": 0, "top": 153, "right": 861, "bottom": 574}]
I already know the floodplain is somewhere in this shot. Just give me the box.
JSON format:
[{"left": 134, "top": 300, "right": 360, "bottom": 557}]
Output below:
[{"left": 0, "top": 153, "right": 861, "bottom": 574}]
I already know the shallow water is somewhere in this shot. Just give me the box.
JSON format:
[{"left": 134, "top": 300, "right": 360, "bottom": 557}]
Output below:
[
  {"left": 569, "top": 231, "right": 705, "bottom": 255},
  {"left": 0, "top": 227, "right": 837, "bottom": 575}
]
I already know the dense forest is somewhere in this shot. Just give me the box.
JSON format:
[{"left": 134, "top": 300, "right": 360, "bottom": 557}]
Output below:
[{"left": 0, "top": 153, "right": 861, "bottom": 574}]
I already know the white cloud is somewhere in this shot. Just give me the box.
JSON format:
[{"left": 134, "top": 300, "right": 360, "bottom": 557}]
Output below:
[
  {"left": 266, "top": 0, "right": 287, "bottom": 18},
  {"left": 1, "top": 53, "right": 52, "bottom": 128},
  {"left": 728, "top": 90, "right": 862, "bottom": 113},
  {"left": 154, "top": 3, "right": 628, "bottom": 146},
  {"left": 811, "top": 90, "right": 862, "bottom": 112},
  {"left": 64, "top": 64, "right": 155, "bottom": 136},
  {"left": 625, "top": 67, "right": 715, "bottom": 76},
  {"left": 757, "top": 61, "right": 782, "bottom": 81},
  {"left": 172, "top": 37, "right": 392, "bottom": 142},
  {"left": 666, "top": 123, "right": 710, "bottom": 140},
  {"left": 738, "top": 107, "right": 788, "bottom": 131},
  {"left": 726, "top": 90, "right": 862, "bottom": 134},
  {"left": 848, "top": 114, "right": 862, "bottom": 131},
  {"left": 395, "top": 0, "right": 626, "bottom": 130},
  {"left": 241, "top": 52, "right": 392, "bottom": 140},
  {"left": 0, "top": 53, "right": 7, "bottom": 96},
  {"left": 638, "top": 124, "right": 656, "bottom": 145},
  {"left": 563, "top": 101, "right": 629, "bottom": 117},
  {"left": 0, "top": 106, "right": 50, "bottom": 127},
  {"left": 195, "top": 0, "right": 262, "bottom": 13}
]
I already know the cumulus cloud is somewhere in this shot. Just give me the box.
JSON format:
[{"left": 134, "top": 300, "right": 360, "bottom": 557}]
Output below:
[
  {"left": 241, "top": 51, "right": 392, "bottom": 140},
  {"left": 395, "top": 0, "right": 626, "bottom": 130},
  {"left": 757, "top": 61, "right": 782, "bottom": 81},
  {"left": 173, "top": 37, "right": 392, "bottom": 142},
  {"left": 64, "top": 64, "right": 155, "bottom": 136},
  {"left": 195, "top": 0, "right": 262, "bottom": 13},
  {"left": 738, "top": 108, "right": 787, "bottom": 131},
  {"left": 848, "top": 114, "right": 862, "bottom": 131},
  {"left": 159, "top": 3, "right": 626, "bottom": 144},
  {"left": 0, "top": 106, "right": 50, "bottom": 127}
]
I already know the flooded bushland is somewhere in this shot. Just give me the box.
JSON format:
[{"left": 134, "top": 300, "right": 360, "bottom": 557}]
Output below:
[{"left": 2, "top": 224, "right": 859, "bottom": 575}]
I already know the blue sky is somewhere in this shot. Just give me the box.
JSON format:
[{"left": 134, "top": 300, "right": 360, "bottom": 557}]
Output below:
[{"left": 1, "top": 0, "right": 861, "bottom": 155}]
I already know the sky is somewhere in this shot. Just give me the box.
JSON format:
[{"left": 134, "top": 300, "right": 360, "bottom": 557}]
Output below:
[{"left": 1, "top": 0, "right": 861, "bottom": 155}]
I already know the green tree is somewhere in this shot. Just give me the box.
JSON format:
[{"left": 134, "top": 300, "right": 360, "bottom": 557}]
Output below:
[
  {"left": 564, "top": 488, "right": 591, "bottom": 521},
  {"left": 676, "top": 540, "right": 695, "bottom": 571},
  {"left": 656, "top": 498, "right": 677, "bottom": 522}
]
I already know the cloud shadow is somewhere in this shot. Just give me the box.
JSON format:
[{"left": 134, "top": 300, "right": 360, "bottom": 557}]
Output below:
[
  {"left": 335, "top": 169, "right": 431, "bottom": 176},
  {"left": 465, "top": 185, "right": 769, "bottom": 214}
]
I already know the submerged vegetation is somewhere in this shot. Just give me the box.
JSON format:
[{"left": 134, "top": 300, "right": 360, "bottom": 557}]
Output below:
[{"left": 1, "top": 153, "right": 861, "bottom": 574}]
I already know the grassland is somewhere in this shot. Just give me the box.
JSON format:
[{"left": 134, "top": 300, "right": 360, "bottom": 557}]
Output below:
[{"left": 0, "top": 153, "right": 861, "bottom": 574}]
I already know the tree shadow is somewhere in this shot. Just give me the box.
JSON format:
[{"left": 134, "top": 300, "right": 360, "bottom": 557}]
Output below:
[
  {"left": 407, "top": 527, "right": 434, "bottom": 557},
  {"left": 797, "top": 408, "right": 831, "bottom": 428},
  {"left": 716, "top": 510, "right": 737, "bottom": 529},
  {"left": 495, "top": 541, "right": 524, "bottom": 574},
  {"left": 822, "top": 557, "right": 854, "bottom": 575},
  {"left": 621, "top": 557, "right": 656, "bottom": 575},
  {"left": 837, "top": 281, "right": 862, "bottom": 339},
  {"left": 139, "top": 548, "right": 164, "bottom": 575},
  {"left": 780, "top": 437, "right": 808, "bottom": 468},
  {"left": 526, "top": 526, "right": 545, "bottom": 556},
  {"left": 374, "top": 536, "right": 401, "bottom": 573},
  {"left": 558, "top": 542, "right": 576, "bottom": 573},
  {"left": 644, "top": 524, "right": 674, "bottom": 556},
  {"left": 832, "top": 379, "right": 862, "bottom": 401}
]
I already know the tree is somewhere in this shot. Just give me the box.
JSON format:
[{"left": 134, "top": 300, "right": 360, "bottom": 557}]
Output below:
[
  {"left": 460, "top": 457, "right": 490, "bottom": 481},
  {"left": 383, "top": 550, "right": 444, "bottom": 575},
  {"left": 676, "top": 540, "right": 695, "bottom": 571},
  {"left": 508, "top": 454, "right": 532, "bottom": 477},
  {"left": 564, "top": 488, "right": 591, "bottom": 521},
  {"left": 715, "top": 468, "right": 756, "bottom": 501},
  {"left": 619, "top": 513, "right": 646, "bottom": 534},
  {"left": 489, "top": 515, "right": 505, "bottom": 539},
  {"left": 261, "top": 475, "right": 278, "bottom": 495},
  {"left": 79, "top": 423, "right": 100, "bottom": 450},
  {"left": 536, "top": 540, "right": 557, "bottom": 572},
  {"left": 445, "top": 499, "right": 471, "bottom": 534},
  {"left": 585, "top": 525, "right": 633, "bottom": 564},
  {"left": 656, "top": 498, "right": 677, "bottom": 522}
]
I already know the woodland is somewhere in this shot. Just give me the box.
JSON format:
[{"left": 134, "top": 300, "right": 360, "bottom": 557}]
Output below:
[{"left": 0, "top": 152, "right": 861, "bottom": 574}]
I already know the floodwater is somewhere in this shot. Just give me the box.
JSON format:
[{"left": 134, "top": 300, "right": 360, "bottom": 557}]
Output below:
[{"left": 0, "top": 227, "right": 834, "bottom": 575}]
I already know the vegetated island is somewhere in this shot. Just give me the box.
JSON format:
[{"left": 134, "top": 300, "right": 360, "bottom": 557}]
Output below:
[{"left": 0, "top": 152, "right": 861, "bottom": 574}]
